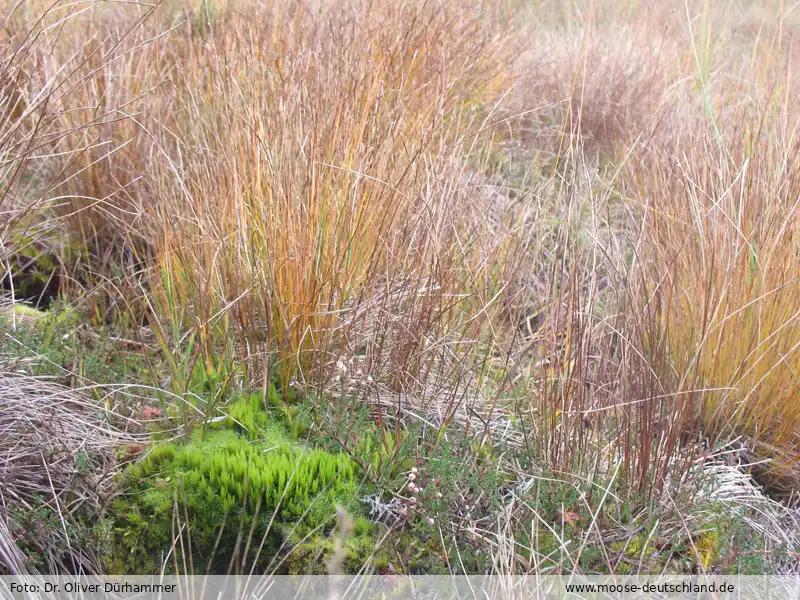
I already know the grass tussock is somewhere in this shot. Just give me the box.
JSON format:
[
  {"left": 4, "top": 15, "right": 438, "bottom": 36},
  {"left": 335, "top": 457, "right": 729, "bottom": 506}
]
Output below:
[
  {"left": 0, "top": 369, "right": 138, "bottom": 573},
  {"left": 146, "top": 0, "right": 516, "bottom": 385},
  {"left": 631, "top": 101, "right": 800, "bottom": 485}
]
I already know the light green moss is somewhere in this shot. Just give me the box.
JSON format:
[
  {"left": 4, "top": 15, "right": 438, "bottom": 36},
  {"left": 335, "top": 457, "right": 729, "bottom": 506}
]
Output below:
[{"left": 113, "top": 394, "right": 365, "bottom": 574}]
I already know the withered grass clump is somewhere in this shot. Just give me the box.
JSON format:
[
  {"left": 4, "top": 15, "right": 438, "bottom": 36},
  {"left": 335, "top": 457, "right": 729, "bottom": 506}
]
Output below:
[
  {"left": 630, "top": 105, "right": 800, "bottom": 483},
  {"left": 140, "top": 0, "right": 517, "bottom": 384},
  {"left": 31, "top": 0, "right": 523, "bottom": 385},
  {"left": 0, "top": 371, "right": 136, "bottom": 573}
]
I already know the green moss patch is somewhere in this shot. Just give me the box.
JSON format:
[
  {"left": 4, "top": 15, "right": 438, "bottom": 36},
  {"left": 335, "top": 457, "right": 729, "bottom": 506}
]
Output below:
[{"left": 111, "top": 394, "right": 372, "bottom": 574}]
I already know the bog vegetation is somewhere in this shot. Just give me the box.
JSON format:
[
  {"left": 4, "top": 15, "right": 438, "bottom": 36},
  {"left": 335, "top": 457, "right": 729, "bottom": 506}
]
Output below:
[{"left": 2, "top": 0, "right": 800, "bottom": 577}]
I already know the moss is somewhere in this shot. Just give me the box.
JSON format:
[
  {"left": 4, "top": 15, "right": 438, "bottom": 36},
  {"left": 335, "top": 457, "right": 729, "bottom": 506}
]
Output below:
[
  {"left": 112, "top": 395, "right": 368, "bottom": 574},
  {"left": 616, "top": 561, "right": 634, "bottom": 575},
  {"left": 284, "top": 517, "right": 388, "bottom": 575},
  {"left": 1, "top": 230, "right": 64, "bottom": 307},
  {"left": 579, "top": 546, "right": 604, "bottom": 571},
  {"left": 220, "top": 392, "right": 270, "bottom": 438},
  {"left": 694, "top": 529, "right": 719, "bottom": 570},
  {"left": 0, "top": 303, "right": 48, "bottom": 323},
  {"left": 611, "top": 534, "right": 650, "bottom": 558}
]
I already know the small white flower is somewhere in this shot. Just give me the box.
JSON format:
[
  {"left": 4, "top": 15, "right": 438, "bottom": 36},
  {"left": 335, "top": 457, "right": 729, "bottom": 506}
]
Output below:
[
  {"left": 407, "top": 473, "right": 417, "bottom": 481},
  {"left": 413, "top": 486, "right": 422, "bottom": 495},
  {"left": 411, "top": 467, "right": 418, "bottom": 475},
  {"left": 408, "top": 497, "right": 417, "bottom": 505},
  {"left": 408, "top": 482, "right": 417, "bottom": 492},
  {"left": 426, "top": 517, "right": 435, "bottom": 526},
  {"left": 436, "top": 492, "right": 443, "bottom": 499}
]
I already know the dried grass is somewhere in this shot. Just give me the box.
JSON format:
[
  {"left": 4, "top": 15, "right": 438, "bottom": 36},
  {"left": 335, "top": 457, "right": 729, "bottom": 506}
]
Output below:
[{"left": 0, "top": 371, "right": 138, "bottom": 573}]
